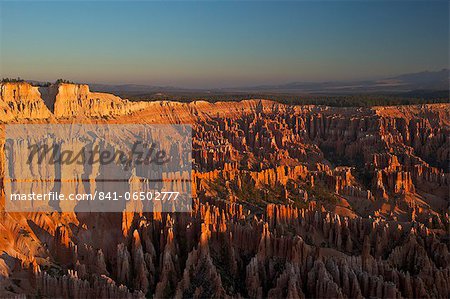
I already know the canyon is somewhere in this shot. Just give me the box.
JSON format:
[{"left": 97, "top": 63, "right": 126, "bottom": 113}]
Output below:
[{"left": 0, "top": 82, "right": 449, "bottom": 298}]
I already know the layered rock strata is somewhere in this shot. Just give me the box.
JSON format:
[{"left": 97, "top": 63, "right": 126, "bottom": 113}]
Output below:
[{"left": 0, "top": 83, "right": 448, "bottom": 298}]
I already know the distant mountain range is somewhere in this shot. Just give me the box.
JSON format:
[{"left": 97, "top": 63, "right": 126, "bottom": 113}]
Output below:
[
  {"left": 225, "top": 69, "right": 449, "bottom": 94},
  {"left": 23, "top": 69, "right": 449, "bottom": 97},
  {"left": 89, "top": 83, "right": 197, "bottom": 95},
  {"left": 87, "top": 69, "right": 449, "bottom": 97}
]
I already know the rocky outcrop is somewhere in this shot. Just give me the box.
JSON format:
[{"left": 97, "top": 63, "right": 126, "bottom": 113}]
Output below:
[
  {"left": 0, "top": 86, "right": 448, "bottom": 298},
  {"left": 0, "top": 82, "right": 147, "bottom": 121},
  {"left": 0, "top": 188, "right": 448, "bottom": 298},
  {"left": 53, "top": 83, "right": 144, "bottom": 118},
  {"left": 0, "top": 82, "right": 52, "bottom": 121}
]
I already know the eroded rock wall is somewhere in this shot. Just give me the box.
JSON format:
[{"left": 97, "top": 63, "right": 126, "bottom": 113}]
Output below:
[{"left": 0, "top": 84, "right": 448, "bottom": 298}]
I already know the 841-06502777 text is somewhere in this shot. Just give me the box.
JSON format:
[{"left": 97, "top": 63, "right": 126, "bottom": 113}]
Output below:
[{"left": 9, "top": 191, "right": 180, "bottom": 202}]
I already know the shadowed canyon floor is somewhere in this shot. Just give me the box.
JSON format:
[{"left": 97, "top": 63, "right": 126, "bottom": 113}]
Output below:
[{"left": 0, "top": 82, "right": 449, "bottom": 298}]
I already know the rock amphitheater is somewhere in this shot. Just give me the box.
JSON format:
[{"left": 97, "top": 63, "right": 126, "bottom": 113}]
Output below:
[{"left": 0, "top": 82, "right": 448, "bottom": 298}]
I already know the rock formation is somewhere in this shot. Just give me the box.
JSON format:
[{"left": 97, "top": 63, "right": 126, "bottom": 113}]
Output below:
[{"left": 0, "top": 82, "right": 448, "bottom": 298}]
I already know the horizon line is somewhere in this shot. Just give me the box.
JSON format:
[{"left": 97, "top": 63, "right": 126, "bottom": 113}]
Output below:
[{"left": 1, "top": 67, "right": 448, "bottom": 90}]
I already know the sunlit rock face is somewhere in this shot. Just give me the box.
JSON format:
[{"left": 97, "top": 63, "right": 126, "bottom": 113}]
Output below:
[
  {"left": 0, "top": 82, "right": 148, "bottom": 121},
  {"left": 0, "top": 82, "right": 52, "bottom": 121},
  {"left": 53, "top": 83, "right": 135, "bottom": 118},
  {"left": 0, "top": 83, "right": 448, "bottom": 298}
]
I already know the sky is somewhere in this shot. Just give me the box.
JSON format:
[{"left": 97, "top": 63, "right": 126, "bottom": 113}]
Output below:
[{"left": 0, "top": 0, "right": 448, "bottom": 88}]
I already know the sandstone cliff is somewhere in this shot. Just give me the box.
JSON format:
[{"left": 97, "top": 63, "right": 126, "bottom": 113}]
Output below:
[
  {"left": 0, "top": 82, "right": 147, "bottom": 121},
  {"left": 0, "top": 83, "right": 448, "bottom": 298}
]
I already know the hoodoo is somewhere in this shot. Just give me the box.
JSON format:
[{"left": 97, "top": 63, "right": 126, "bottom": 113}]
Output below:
[{"left": 0, "top": 82, "right": 448, "bottom": 298}]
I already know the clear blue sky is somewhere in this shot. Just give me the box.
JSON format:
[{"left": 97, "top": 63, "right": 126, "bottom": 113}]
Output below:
[{"left": 0, "top": 0, "right": 448, "bottom": 88}]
